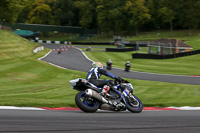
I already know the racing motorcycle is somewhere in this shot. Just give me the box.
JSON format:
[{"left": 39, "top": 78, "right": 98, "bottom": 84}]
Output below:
[
  {"left": 106, "top": 62, "right": 112, "bottom": 70},
  {"left": 69, "top": 77, "right": 143, "bottom": 113}
]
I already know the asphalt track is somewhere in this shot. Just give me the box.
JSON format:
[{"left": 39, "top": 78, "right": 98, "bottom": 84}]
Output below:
[
  {"left": 0, "top": 109, "right": 200, "bottom": 133},
  {"left": 1, "top": 44, "right": 199, "bottom": 132},
  {"left": 40, "top": 44, "right": 200, "bottom": 85}
]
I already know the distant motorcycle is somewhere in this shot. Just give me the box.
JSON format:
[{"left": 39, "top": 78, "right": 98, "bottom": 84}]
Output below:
[
  {"left": 70, "top": 77, "right": 143, "bottom": 113},
  {"left": 125, "top": 62, "right": 131, "bottom": 72},
  {"left": 106, "top": 63, "right": 112, "bottom": 70},
  {"left": 125, "top": 66, "right": 130, "bottom": 72}
]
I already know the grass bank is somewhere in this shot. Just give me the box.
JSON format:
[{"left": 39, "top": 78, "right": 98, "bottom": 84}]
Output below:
[{"left": 0, "top": 30, "right": 199, "bottom": 107}]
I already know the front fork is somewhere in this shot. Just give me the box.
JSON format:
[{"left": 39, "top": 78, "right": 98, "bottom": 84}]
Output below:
[{"left": 122, "top": 89, "right": 139, "bottom": 107}]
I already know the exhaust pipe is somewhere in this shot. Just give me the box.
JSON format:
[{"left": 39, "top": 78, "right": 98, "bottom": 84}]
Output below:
[
  {"left": 100, "top": 103, "right": 113, "bottom": 110},
  {"left": 85, "top": 89, "right": 108, "bottom": 103}
]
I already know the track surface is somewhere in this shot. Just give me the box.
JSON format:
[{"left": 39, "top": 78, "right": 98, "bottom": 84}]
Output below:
[
  {"left": 1, "top": 44, "right": 198, "bottom": 132},
  {"left": 40, "top": 44, "right": 200, "bottom": 85},
  {"left": 0, "top": 110, "right": 200, "bottom": 133}
]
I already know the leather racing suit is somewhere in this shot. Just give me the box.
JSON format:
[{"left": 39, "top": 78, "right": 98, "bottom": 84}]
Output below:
[{"left": 86, "top": 67, "right": 116, "bottom": 88}]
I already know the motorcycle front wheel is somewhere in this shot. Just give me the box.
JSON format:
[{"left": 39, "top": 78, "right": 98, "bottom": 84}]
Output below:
[
  {"left": 75, "top": 91, "right": 99, "bottom": 113},
  {"left": 125, "top": 95, "right": 143, "bottom": 113}
]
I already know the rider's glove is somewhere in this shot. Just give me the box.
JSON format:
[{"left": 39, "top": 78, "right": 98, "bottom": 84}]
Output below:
[{"left": 115, "top": 76, "right": 123, "bottom": 83}]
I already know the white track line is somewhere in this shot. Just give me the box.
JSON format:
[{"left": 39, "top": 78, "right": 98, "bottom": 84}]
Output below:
[
  {"left": 38, "top": 49, "right": 52, "bottom": 60},
  {"left": 168, "top": 106, "right": 200, "bottom": 110},
  {"left": 0, "top": 106, "right": 200, "bottom": 111},
  {"left": 0, "top": 106, "right": 45, "bottom": 110}
]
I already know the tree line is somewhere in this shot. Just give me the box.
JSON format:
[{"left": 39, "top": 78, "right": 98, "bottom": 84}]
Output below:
[{"left": 1, "top": 0, "right": 200, "bottom": 35}]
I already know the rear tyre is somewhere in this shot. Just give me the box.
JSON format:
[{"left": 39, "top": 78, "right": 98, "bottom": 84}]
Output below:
[{"left": 75, "top": 91, "right": 99, "bottom": 113}]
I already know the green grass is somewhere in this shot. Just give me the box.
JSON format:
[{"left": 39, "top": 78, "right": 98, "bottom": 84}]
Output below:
[
  {"left": 84, "top": 51, "right": 200, "bottom": 75},
  {"left": 130, "top": 79, "right": 200, "bottom": 107},
  {"left": 0, "top": 30, "right": 200, "bottom": 107}
]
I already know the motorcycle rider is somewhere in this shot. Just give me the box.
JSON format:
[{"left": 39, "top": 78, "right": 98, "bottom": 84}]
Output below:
[
  {"left": 86, "top": 62, "right": 124, "bottom": 108},
  {"left": 106, "top": 59, "right": 112, "bottom": 70},
  {"left": 86, "top": 62, "right": 119, "bottom": 97},
  {"left": 125, "top": 61, "right": 131, "bottom": 72}
]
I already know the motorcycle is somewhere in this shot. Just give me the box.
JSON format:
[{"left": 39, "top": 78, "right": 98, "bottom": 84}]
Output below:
[
  {"left": 125, "top": 66, "right": 130, "bottom": 72},
  {"left": 69, "top": 77, "right": 143, "bottom": 113},
  {"left": 125, "top": 62, "right": 131, "bottom": 72},
  {"left": 106, "top": 63, "right": 112, "bottom": 70}
]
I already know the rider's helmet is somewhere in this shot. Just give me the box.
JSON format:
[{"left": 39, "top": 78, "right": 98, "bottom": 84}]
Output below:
[{"left": 92, "top": 62, "right": 103, "bottom": 68}]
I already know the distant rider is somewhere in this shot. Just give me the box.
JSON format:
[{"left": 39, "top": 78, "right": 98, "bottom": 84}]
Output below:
[
  {"left": 125, "top": 61, "right": 131, "bottom": 72},
  {"left": 106, "top": 59, "right": 112, "bottom": 70}
]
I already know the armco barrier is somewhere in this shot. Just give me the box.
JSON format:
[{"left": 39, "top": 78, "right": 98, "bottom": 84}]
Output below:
[
  {"left": 70, "top": 42, "right": 146, "bottom": 46},
  {"left": 132, "top": 49, "right": 200, "bottom": 59},
  {"left": 72, "top": 42, "right": 114, "bottom": 45},
  {"left": 3, "top": 23, "right": 98, "bottom": 34},
  {"left": 33, "top": 46, "right": 44, "bottom": 53},
  {"left": 106, "top": 48, "right": 137, "bottom": 52},
  {"left": 31, "top": 40, "right": 70, "bottom": 44}
]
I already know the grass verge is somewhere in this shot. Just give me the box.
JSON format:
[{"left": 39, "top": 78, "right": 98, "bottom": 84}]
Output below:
[
  {"left": 83, "top": 50, "right": 200, "bottom": 76},
  {"left": 0, "top": 30, "right": 199, "bottom": 107}
]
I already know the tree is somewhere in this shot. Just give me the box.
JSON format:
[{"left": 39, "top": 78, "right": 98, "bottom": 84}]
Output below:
[
  {"left": 27, "top": 0, "right": 55, "bottom": 25},
  {"left": 158, "top": 0, "right": 177, "bottom": 36},
  {"left": 0, "top": 0, "right": 27, "bottom": 24},
  {"left": 124, "top": 0, "right": 150, "bottom": 35},
  {"left": 54, "top": 0, "right": 75, "bottom": 26},
  {"left": 180, "top": 0, "right": 200, "bottom": 36},
  {"left": 16, "top": 0, "right": 36, "bottom": 23},
  {"left": 95, "top": 0, "right": 125, "bottom": 34},
  {"left": 146, "top": 0, "right": 162, "bottom": 30},
  {"left": 74, "top": 0, "right": 97, "bottom": 29}
]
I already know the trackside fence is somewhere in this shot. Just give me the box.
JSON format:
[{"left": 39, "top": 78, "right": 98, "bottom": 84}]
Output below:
[
  {"left": 132, "top": 49, "right": 200, "bottom": 59},
  {"left": 0, "top": 23, "right": 98, "bottom": 34}
]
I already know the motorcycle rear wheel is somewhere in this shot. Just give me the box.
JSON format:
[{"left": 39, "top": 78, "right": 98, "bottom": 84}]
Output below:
[
  {"left": 125, "top": 95, "right": 143, "bottom": 113},
  {"left": 75, "top": 91, "right": 99, "bottom": 113}
]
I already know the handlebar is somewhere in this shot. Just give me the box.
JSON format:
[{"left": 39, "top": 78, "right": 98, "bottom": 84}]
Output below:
[{"left": 115, "top": 77, "right": 129, "bottom": 84}]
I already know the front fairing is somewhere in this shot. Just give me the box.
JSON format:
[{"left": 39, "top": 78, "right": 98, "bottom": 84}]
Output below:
[{"left": 121, "top": 83, "right": 134, "bottom": 97}]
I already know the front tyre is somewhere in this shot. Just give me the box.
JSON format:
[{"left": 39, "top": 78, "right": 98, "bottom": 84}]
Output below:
[
  {"left": 75, "top": 91, "right": 99, "bottom": 113},
  {"left": 125, "top": 95, "right": 143, "bottom": 113}
]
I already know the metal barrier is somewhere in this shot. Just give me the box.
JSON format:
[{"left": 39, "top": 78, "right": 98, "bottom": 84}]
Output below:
[
  {"left": 132, "top": 49, "right": 200, "bottom": 59},
  {"left": 106, "top": 48, "right": 137, "bottom": 52},
  {"left": 0, "top": 22, "right": 98, "bottom": 34}
]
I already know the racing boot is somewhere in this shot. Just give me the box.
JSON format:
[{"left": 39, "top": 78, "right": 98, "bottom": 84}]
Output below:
[{"left": 101, "top": 85, "right": 111, "bottom": 98}]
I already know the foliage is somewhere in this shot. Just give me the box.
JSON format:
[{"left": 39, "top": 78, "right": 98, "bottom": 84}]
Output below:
[
  {"left": 2, "top": 0, "right": 200, "bottom": 36},
  {"left": 146, "top": 0, "right": 160, "bottom": 29},
  {"left": 27, "top": 0, "right": 55, "bottom": 25},
  {"left": 95, "top": 0, "right": 125, "bottom": 33},
  {"left": 179, "top": 0, "right": 200, "bottom": 36},
  {"left": 124, "top": 0, "right": 150, "bottom": 35},
  {"left": 74, "top": 0, "right": 97, "bottom": 29},
  {"left": 54, "top": 0, "right": 75, "bottom": 26},
  {"left": 16, "top": 0, "right": 36, "bottom": 23},
  {"left": 0, "top": 0, "right": 27, "bottom": 24}
]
